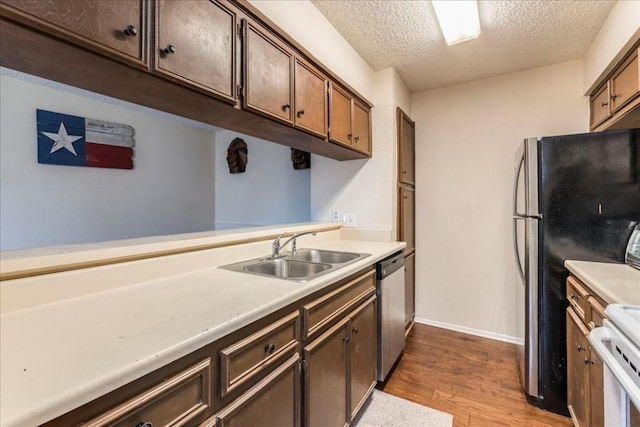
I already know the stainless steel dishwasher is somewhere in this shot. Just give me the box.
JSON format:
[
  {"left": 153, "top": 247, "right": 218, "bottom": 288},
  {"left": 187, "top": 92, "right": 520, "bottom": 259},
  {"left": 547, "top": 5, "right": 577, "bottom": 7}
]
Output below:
[{"left": 376, "top": 251, "right": 406, "bottom": 381}]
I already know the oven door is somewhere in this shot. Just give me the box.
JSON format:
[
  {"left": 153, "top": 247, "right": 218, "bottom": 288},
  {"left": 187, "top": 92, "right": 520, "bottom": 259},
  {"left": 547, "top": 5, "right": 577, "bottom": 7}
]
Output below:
[{"left": 590, "top": 325, "right": 640, "bottom": 426}]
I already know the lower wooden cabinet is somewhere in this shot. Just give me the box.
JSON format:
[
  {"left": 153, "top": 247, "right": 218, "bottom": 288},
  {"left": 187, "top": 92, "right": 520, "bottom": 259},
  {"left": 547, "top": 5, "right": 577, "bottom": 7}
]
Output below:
[
  {"left": 303, "top": 295, "right": 377, "bottom": 427},
  {"left": 566, "top": 275, "right": 608, "bottom": 427},
  {"left": 204, "top": 353, "right": 301, "bottom": 427},
  {"left": 404, "top": 251, "right": 415, "bottom": 332}
]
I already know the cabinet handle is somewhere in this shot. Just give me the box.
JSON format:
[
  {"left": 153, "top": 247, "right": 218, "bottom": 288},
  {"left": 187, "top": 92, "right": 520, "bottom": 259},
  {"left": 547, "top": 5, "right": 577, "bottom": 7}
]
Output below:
[
  {"left": 569, "top": 294, "right": 581, "bottom": 300},
  {"left": 601, "top": 102, "right": 608, "bottom": 107},
  {"left": 163, "top": 44, "right": 176, "bottom": 55},
  {"left": 343, "top": 336, "right": 350, "bottom": 344},
  {"left": 402, "top": 170, "right": 407, "bottom": 174},
  {"left": 577, "top": 344, "right": 586, "bottom": 352},
  {"left": 136, "top": 423, "right": 153, "bottom": 427},
  {"left": 584, "top": 357, "right": 596, "bottom": 365},
  {"left": 352, "top": 328, "right": 359, "bottom": 334},
  {"left": 282, "top": 103, "right": 290, "bottom": 111},
  {"left": 264, "top": 344, "right": 276, "bottom": 354},
  {"left": 123, "top": 25, "right": 138, "bottom": 37},
  {"left": 296, "top": 109, "right": 305, "bottom": 117},
  {"left": 347, "top": 133, "right": 352, "bottom": 140},
  {"left": 611, "top": 94, "right": 618, "bottom": 101},
  {"left": 354, "top": 136, "right": 360, "bottom": 142}
]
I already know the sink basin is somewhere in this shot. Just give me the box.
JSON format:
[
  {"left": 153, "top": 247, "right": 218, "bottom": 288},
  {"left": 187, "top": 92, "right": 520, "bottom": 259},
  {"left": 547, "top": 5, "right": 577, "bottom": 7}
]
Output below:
[
  {"left": 219, "top": 249, "right": 370, "bottom": 282},
  {"left": 288, "top": 249, "right": 362, "bottom": 264},
  {"left": 243, "top": 259, "right": 332, "bottom": 279}
]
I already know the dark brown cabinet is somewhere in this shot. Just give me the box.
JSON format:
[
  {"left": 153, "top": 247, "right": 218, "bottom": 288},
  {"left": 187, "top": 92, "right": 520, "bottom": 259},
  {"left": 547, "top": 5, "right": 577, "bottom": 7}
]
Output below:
[
  {"left": 329, "top": 82, "right": 372, "bottom": 156},
  {"left": 0, "top": 0, "right": 147, "bottom": 68},
  {"left": 404, "top": 252, "right": 415, "bottom": 330},
  {"left": 155, "top": 0, "right": 237, "bottom": 103},
  {"left": 243, "top": 19, "right": 294, "bottom": 124},
  {"left": 398, "top": 110, "right": 415, "bottom": 185},
  {"left": 303, "top": 317, "right": 350, "bottom": 427},
  {"left": 348, "top": 297, "right": 377, "bottom": 421},
  {"left": 567, "top": 308, "right": 590, "bottom": 427},
  {"left": 294, "top": 58, "right": 327, "bottom": 138},
  {"left": 399, "top": 186, "right": 415, "bottom": 254}
]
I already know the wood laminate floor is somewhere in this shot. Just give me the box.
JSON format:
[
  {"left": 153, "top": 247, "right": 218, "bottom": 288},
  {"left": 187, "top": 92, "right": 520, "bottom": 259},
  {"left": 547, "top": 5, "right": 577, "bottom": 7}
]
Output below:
[{"left": 381, "top": 323, "right": 574, "bottom": 427}]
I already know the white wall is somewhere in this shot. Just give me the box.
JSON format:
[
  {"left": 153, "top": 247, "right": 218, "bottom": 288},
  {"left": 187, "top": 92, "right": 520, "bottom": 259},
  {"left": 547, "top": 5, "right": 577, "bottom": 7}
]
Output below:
[
  {"left": 214, "top": 130, "right": 310, "bottom": 229},
  {"left": 0, "top": 70, "right": 217, "bottom": 251},
  {"left": 582, "top": 0, "right": 640, "bottom": 93},
  {"left": 411, "top": 60, "right": 589, "bottom": 341}
]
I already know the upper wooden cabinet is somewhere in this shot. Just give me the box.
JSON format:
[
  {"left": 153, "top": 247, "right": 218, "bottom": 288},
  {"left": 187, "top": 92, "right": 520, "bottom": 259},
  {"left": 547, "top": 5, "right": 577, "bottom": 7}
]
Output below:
[
  {"left": 243, "top": 19, "right": 294, "bottom": 124},
  {"left": 155, "top": 0, "right": 237, "bottom": 104},
  {"left": 590, "top": 46, "right": 640, "bottom": 131},
  {"left": 294, "top": 58, "right": 328, "bottom": 138},
  {"left": 398, "top": 109, "right": 415, "bottom": 185},
  {"left": 329, "top": 82, "right": 372, "bottom": 156},
  {"left": 0, "top": 0, "right": 147, "bottom": 68}
]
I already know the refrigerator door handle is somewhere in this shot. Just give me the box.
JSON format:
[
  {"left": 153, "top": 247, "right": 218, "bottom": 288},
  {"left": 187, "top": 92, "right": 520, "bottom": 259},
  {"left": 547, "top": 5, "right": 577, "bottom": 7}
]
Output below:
[
  {"left": 513, "top": 217, "right": 526, "bottom": 285},
  {"left": 513, "top": 142, "right": 526, "bottom": 217}
]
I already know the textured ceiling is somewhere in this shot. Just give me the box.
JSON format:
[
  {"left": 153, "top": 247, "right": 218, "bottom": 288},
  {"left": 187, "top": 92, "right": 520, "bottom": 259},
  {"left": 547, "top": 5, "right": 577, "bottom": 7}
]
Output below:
[{"left": 311, "top": 0, "right": 617, "bottom": 92}]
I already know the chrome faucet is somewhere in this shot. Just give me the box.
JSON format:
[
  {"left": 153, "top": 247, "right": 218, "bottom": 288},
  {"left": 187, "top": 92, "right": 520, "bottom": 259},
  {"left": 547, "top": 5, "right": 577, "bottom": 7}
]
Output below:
[{"left": 272, "top": 231, "right": 317, "bottom": 258}]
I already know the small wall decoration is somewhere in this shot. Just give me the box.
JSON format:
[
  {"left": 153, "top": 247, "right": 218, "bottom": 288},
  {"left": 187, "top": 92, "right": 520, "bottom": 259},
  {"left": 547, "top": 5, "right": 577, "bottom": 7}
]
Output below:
[
  {"left": 291, "top": 148, "right": 311, "bottom": 170},
  {"left": 37, "top": 109, "right": 135, "bottom": 170},
  {"left": 227, "top": 137, "right": 248, "bottom": 173}
]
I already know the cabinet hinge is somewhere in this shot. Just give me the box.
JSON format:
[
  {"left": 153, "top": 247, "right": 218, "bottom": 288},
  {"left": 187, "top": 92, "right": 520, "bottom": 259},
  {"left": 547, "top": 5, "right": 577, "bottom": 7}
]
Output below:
[
  {"left": 236, "top": 85, "right": 243, "bottom": 99},
  {"left": 300, "top": 359, "right": 307, "bottom": 372},
  {"left": 237, "top": 23, "right": 243, "bottom": 38}
]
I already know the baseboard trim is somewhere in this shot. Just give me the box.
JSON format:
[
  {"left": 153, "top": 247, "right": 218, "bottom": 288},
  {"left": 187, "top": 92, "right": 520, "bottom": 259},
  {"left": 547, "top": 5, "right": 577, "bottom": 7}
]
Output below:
[{"left": 414, "top": 317, "right": 524, "bottom": 345}]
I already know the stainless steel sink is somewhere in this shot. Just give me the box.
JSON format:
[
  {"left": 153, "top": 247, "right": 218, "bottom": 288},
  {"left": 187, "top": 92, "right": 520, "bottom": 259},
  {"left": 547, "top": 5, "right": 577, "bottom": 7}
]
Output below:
[
  {"left": 219, "top": 249, "right": 370, "bottom": 282},
  {"left": 243, "top": 259, "right": 332, "bottom": 279},
  {"left": 288, "top": 249, "right": 363, "bottom": 264}
]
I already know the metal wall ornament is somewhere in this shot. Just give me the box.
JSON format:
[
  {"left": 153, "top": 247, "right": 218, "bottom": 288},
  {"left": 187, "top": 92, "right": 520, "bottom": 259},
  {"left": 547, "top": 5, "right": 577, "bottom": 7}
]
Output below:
[
  {"left": 227, "top": 137, "right": 248, "bottom": 174},
  {"left": 291, "top": 148, "right": 311, "bottom": 170}
]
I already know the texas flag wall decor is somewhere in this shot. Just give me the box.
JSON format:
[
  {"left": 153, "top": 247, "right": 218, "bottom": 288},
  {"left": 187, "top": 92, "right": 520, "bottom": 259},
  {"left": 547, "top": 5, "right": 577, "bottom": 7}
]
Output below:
[{"left": 37, "top": 109, "right": 135, "bottom": 170}]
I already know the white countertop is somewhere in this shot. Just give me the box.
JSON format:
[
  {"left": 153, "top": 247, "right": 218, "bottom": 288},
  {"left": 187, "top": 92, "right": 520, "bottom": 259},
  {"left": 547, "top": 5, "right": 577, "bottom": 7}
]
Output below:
[
  {"left": 564, "top": 260, "right": 640, "bottom": 305},
  {"left": 0, "top": 231, "right": 405, "bottom": 427}
]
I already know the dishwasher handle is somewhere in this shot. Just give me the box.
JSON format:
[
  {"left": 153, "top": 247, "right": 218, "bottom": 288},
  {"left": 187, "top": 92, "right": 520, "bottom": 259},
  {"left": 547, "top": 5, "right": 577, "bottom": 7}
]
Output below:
[{"left": 376, "top": 251, "right": 405, "bottom": 279}]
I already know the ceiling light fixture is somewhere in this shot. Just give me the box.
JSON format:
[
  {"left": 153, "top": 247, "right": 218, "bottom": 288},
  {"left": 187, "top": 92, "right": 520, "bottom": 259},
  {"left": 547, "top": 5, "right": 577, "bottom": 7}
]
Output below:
[{"left": 431, "top": 0, "right": 481, "bottom": 46}]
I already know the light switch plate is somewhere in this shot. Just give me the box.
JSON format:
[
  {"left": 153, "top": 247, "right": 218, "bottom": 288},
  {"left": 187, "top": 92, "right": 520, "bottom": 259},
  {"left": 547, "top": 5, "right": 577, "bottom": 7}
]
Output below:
[{"left": 342, "top": 213, "right": 356, "bottom": 228}]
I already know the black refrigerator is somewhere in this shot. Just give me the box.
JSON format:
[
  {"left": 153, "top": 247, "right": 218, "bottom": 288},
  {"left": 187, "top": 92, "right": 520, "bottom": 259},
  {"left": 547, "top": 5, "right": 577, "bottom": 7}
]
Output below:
[{"left": 512, "top": 129, "right": 640, "bottom": 415}]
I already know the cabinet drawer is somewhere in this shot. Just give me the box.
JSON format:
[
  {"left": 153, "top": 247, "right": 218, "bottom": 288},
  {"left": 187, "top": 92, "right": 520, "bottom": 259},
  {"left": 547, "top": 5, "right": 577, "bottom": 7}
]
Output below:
[
  {"left": 611, "top": 52, "right": 639, "bottom": 113},
  {"left": 84, "top": 358, "right": 211, "bottom": 427},
  {"left": 590, "top": 84, "right": 610, "bottom": 128},
  {"left": 587, "top": 296, "right": 607, "bottom": 330},
  {"left": 302, "top": 270, "right": 375, "bottom": 340},
  {"left": 219, "top": 311, "right": 299, "bottom": 397},
  {"left": 567, "top": 276, "right": 590, "bottom": 321}
]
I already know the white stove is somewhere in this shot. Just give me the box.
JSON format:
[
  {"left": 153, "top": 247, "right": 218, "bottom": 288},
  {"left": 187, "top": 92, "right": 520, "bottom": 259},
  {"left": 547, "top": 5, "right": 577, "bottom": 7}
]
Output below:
[{"left": 590, "top": 304, "right": 640, "bottom": 426}]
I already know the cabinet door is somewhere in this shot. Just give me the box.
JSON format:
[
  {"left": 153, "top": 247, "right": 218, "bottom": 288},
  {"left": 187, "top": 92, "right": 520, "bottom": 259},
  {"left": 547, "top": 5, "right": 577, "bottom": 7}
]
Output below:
[
  {"left": 399, "top": 186, "right": 415, "bottom": 253},
  {"left": 216, "top": 353, "right": 300, "bottom": 427},
  {"left": 329, "top": 83, "right": 353, "bottom": 147},
  {"left": 303, "top": 317, "right": 349, "bottom": 427},
  {"left": 611, "top": 52, "right": 639, "bottom": 113},
  {"left": 398, "top": 108, "right": 415, "bottom": 185},
  {"left": 352, "top": 100, "right": 371, "bottom": 155},
  {"left": 590, "top": 85, "right": 611, "bottom": 129},
  {"left": 244, "top": 20, "right": 293, "bottom": 124},
  {"left": 349, "top": 297, "right": 377, "bottom": 421},
  {"left": 1, "top": 0, "right": 146, "bottom": 67},
  {"left": 567, "top": 309, "right": 590, "bottom": 427},
  {"left": 294, "top": 58, "right": 327, "bottom": 138},
  {"left": 155, "top": 0, "right": 236, "bottom": 103},
  {"left": 404, "top": 252, "right": 415, "bottom": 330},
  {"left": 589, "top": 348, "right": 604, "bottom": 427}
]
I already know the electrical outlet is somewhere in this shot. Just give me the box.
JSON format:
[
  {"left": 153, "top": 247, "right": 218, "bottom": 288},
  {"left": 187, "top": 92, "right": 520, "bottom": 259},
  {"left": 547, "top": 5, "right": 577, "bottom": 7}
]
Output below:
[
  {"left": 332, "top": 209, "right": 341, "bottom": 222},
  {"left": 342, "top": 213, "right": 356, "bottom": 228}
]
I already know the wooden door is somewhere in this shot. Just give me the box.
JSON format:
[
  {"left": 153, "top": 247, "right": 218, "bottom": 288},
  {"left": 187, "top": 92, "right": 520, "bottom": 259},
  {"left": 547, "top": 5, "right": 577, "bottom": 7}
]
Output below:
[
  {"left": 399, "top": 186, "right": 415, "bottom": 253},
  {"left": 352, "top": 101, "right": 371, "bottom": 154},
  {"left": 216, "top": 353, "right": 300, "bottom": 427},
  {"left": 303, "top": 317, "right": 349, "bottom": 427},
  {"left": 1, "top": 0, "right": 146, "bottom": 67},
  {"left": 404, "top": 252, "right": 415, "bottom": 331},
  {"left": 398, "top": 108, "right": 415, "bottom": 185},
  {"left": 244, "top": 20, "right": 293, "bottom": 124},
  {"left": 589, "top": 348, "right": 604, "bottom": 427},
  {"left": 329, "top": 83, "right": 352, "bottom": 147},
  {"left": 155, "top": 0, "right": 236, "bottom": 103},
  {"left": 294, "top": 58, "right": 327, "bottom": 138},
  {"left": 566, "top": 309, "right": 590, "bottom": 427},
  {"left": 349, "top": 297, "right": 377, "bottom": 421}
]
